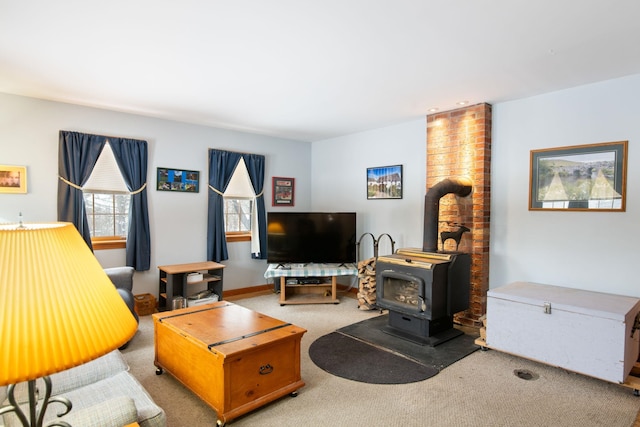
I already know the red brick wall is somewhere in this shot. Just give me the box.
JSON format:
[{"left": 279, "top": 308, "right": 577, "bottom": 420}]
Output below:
[{"left": 426, "top": 103, "right": 491, "bottom": 326}]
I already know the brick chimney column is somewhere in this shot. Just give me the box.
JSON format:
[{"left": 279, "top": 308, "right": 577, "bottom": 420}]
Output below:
[{"left": 426, "top": 103, "right": 491, "bottom": 326}]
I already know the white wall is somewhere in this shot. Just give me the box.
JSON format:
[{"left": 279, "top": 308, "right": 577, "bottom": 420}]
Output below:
[
  {"left": 491, "top": 74, "right": 640, "bottom": 297},
  {"left": 311, "top": 73, "right": 640, "bottom": 299},
  {"left": 3, "top": 72, "right": 639, "bottom": 301},
  {"left": 311, "top": 119, "right": 427, "bottom": 260},
  {"left": 0, "top": 93, "right": 312, "bottom": 296}
]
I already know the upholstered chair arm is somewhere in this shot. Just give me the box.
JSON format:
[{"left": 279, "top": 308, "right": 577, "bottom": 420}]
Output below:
[{"left": 104, "top": 266, "right": 134, "bottom": 292}]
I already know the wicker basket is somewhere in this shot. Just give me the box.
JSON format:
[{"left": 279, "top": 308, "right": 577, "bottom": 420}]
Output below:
[{"left": 134, "top": 293, "right": 157, "bottom": 316}]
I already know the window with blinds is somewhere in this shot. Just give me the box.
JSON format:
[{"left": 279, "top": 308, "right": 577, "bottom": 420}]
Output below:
[
  {"left": 82, "top": 143, "right": 130, "bottom": 247},
  {"left": 223, "top": 158, "right": 254, "bottom": 241}
]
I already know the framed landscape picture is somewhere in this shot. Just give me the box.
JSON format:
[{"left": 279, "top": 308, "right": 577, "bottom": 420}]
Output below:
[
  {"left": 529, "top": 141, "right": 627, "bottom": 211},
  {"left": 367, "top": 165, "right": 403, "bottom": 199},
  {"left": 157, "top": 167, "right": 199, "bottom": 193}
]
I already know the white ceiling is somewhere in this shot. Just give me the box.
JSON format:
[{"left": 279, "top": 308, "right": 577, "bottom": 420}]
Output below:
[{"left": 1, "top": 1, "right": 639, "bottom": 142}]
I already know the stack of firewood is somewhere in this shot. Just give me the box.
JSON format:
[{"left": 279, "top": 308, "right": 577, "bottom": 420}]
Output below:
[
  {"left": 357, "top": 257, "right": 377, "bottom": 310},
  {"left": 475, "top": 314, "right": 487, "bottom": 347}
]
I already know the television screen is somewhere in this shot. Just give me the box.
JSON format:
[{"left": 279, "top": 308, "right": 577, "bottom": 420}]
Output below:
[{"left": 267, "top": 212, "right": 356, "bottom": 265}]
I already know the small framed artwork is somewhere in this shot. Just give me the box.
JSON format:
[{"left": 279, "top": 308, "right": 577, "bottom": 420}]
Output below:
[
  {"left": 272, "top": 177, "right": 294, "bottom": 206},
  {"left": 529, "top": 141, "right": 627, "bottom": 211},
  {"left": 367, "top": 165, "right": 403, "bottom": 199},
  {"left": 157, "top": 167, "right": 200, "bottom": 193},
  {"left": 0, "top": 165, "right": 27, "bottom": 194}
]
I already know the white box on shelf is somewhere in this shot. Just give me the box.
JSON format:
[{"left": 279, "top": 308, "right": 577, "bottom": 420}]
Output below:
[
  {"left": 186, "top": 294, "right": 219, "bottom": 307},
  {"left": 486, "top": 281, "right": 640, "bottom": 384},
  {"left": 187, "top": 272, "right": 203, "bottom": 283}
]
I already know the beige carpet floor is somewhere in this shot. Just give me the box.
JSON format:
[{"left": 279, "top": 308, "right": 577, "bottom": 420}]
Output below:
[{"left": 121, "top": 292, "right": 640, "bottom": 427}]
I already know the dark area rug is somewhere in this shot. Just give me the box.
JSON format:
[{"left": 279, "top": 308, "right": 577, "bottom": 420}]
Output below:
[
  {"left": 309, "top": 332, "right": 439, "bottom": 384},
  {"left": 309, "top": 314, "right": 479, "bottom": 384}
]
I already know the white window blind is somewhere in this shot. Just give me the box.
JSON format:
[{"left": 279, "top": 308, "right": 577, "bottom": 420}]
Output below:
[
  {"left": 224, "top": 157, "right": 254, "bottom": 199},
  {"left": 83, "top": 142, "right": 129, "bottom": 193}
]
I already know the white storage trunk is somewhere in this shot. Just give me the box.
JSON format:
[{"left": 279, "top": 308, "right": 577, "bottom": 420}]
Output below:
[{"left": 486, "top": 281, "right": 640, "bottom": 384}]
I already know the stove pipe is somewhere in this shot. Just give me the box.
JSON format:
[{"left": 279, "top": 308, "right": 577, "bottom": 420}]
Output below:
[{"left": 422, "top": 177, "right": 473, "bottom": 253}]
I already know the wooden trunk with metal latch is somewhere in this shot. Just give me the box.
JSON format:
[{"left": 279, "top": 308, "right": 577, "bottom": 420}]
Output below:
[
  {"left": 486, "top": 281, "right": 640, "bottom": 384},
  {"left": 153, "top": 301, "right": 306, "bottom": 426}
]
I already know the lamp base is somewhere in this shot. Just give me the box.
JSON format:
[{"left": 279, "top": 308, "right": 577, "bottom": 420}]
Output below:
[{"left": 0, "top": 376, "right": 72, "bottom": 427}]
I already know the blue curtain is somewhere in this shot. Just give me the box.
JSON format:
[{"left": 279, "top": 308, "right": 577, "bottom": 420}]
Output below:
[
  {"left": 207, "top": 149, "right": 241, "bottom": 261},
  {"left": 243, "top": 153, "right": 267, "bottom": 259},
  {"left": 57, "top": 131, "right": 106, "bottom": 248},
  {"left": 207, "top": 149, "right": 267, "bottom": 261},
  {"left": 109, "top": 138, "right": 151, "bottom": 270},
  {"left": 57, "top": 130, "right": 151, "bottom": 271}
]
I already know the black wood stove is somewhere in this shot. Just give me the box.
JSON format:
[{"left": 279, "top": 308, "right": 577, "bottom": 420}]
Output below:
[
  {"left": 375, "top": 177, "right": 473, "bottom": 346},
  {"left": 376, "top": 249, "right": 470, "bottom": 346}
]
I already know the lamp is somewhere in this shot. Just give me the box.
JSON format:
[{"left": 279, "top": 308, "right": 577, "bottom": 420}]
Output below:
[{"left": 0, "top": 222, "right": 138, "bottom": 426}]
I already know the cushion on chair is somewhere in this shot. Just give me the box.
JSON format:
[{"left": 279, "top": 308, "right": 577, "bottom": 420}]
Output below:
[
  {"left": 56, "top": 396, "right": 138, "bottom": 427},
  {"left": 2, "top": 396, "right": 138, "bottom": 427},
  {"left": 4, "top": 351, "right": 129, "bottom": 405}
]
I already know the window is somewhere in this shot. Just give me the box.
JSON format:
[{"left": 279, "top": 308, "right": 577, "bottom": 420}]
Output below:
[
  {"left": 223, "top": 158, "right": 256, "bottom": 243},
  {"left": 224, "top": 198, "right": 252, "bottom": 242},
  {"left": 83, "top": 192, "right": 130, "bottom": 247},
  {"left": 82, "top": 142, "right": 130, "bottom": 249}
]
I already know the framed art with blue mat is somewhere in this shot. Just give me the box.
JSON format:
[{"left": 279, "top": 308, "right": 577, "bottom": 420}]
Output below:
[{"left": 157, "top": 167, "right": 199, "bottom": 192}]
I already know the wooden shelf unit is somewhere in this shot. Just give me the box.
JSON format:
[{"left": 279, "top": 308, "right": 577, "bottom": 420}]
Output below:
[{"left": 158, "top": 261, "right": 225, "bottom": 311}]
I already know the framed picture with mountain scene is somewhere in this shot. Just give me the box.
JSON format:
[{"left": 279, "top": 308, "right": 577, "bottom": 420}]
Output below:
[
  {"left": 529, "top": 141, "right": 627, "bottom": 211},
  {"left": 367, "top": 165, "right": 403, "bottom": 200}
]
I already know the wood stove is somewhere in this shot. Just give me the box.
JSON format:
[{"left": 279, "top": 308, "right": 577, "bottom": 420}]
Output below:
[
  {"left": 375, "top": 177, "right": 473, "bottom": 346},
  {"left": 376, "top": 249, "right": 470, "bottom": 346}
]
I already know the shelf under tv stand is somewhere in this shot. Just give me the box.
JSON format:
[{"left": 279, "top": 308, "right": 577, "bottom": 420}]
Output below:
[
  {"left": 264, "top": 264, "right": 358, "bottom": 306},
  {"left": 279, "top": 276, "right": 338, "bottom": 305}
]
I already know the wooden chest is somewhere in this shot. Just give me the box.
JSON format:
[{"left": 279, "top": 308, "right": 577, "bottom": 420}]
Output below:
[
  {"left": 486, "top": 282, "right": 640, "bottom": 384},
  {"left": 153, "top": 301, "right": 306, "bottom": 426}
]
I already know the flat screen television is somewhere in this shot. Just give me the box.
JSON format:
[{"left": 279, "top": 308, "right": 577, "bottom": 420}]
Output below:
[{"left": 267, "top": 212, "right": 356, "bottom": 265}]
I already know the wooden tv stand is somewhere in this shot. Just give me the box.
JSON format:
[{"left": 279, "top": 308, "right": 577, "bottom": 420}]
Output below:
[{"left": 264, "top": 264, "right": 358, "bottom": 305}]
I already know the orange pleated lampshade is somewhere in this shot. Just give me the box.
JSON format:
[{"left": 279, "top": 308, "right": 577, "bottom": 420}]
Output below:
[{"left": 0, "top": 222, "right": 138, "bottom": 386}]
